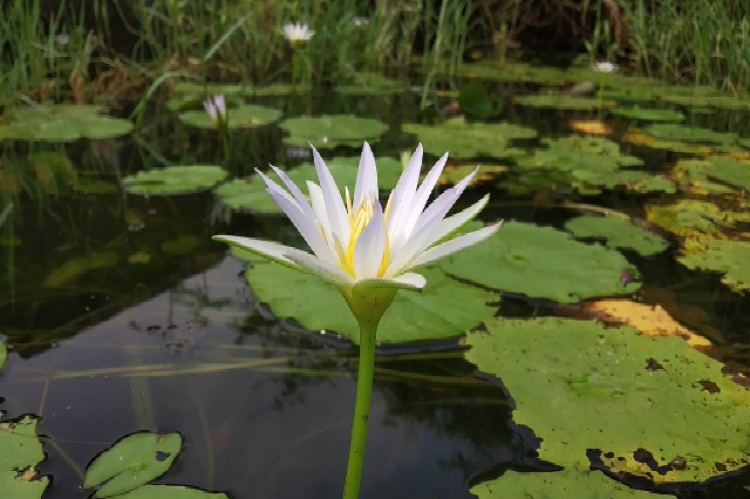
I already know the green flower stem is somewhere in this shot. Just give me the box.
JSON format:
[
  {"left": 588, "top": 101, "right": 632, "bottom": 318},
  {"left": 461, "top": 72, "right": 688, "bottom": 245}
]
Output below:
[{"left": 342, "top": 318, "right": 378, "bottom": 499}]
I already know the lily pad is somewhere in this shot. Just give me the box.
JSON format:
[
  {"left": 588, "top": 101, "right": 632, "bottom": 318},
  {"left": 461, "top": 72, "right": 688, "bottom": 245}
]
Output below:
[
  {"left": 234, "top": 250, "right": 497, "bottom": 344},
  {"left": 110, "top": 485, "right": 230, "bottom": 499},
  {"left": 458, "top": 82, "right": 493, "bottom": 119},
  {"left": 679, "top": 239, "right": 750, "bottom": 293},
  {"left": 438, "top": 164, "right": 507, "bottom": 187},
  {"left": 123, "top": 166, "right": 228, "bottom": 196},
  {"left": 571, "top": 170, "right": 676, "bottom": 194},
  {"left": 83, "top": 432, "right": 182, "bottom": 498},
  {"left": 610, "top": 107, "right": 684, "bottom": 122},
  {"left": 43, "top": 252, "right": 119, "bottom": 288},
  {"left": 402, "top": 118, "right": 535, "bottom": 159},
  {"left": 465, "top": 317, "right": 750, "bottom": 483},
  {"left": 564, "top": 216, "right": 669, "bottom": 256},
  {"left": 646, "top": 200, "right": 750, "bottom": 237},
  {"left": 662, "top": 94, "right": 750, "bottom": 110},
  {"left": 178, "top": 104, "right": 281, "bottom": 129},
  {"left": 671, "top": 159, "right": 736, "bottom": 195},
  {"left": 279, "top": 115, "right": 388, "bottom": 149},
  {"left": 597, "top": 88, "right": 661, "bottom": 102},
  {"left": 621, "top": 131, "right": 714, "bottom": 155},
  {"left": 471, "top": 469, "right": 668, "bottom": 499},
  {"left": 0, "top": 414, "right": 49, "bottom": 499},
  {"left": 450, "top": 61, "right": 568, "bottom": 85},
  {"left": 440, "top": 222, "right": 640, "bottom": 304},
  {"left": 642, "top": 124, "right": 738, "bottom": 145},
  {"left": 0, "top": 104, "right": 133, "bottom": 141},
  {"left": 161, "top": 235, "right": 201, "bottom": 256},
  {"left": 0, "top": 339, "right": 5, "bottom": 372},
  {"left": 335, "top": 72, "right": 408, "bottom": 96},
  {"left": 514, "top": 95, "right": 616, "bottom": 110},
  {"left": 701, "top": 158, "right": 750, "bottom": 191}
]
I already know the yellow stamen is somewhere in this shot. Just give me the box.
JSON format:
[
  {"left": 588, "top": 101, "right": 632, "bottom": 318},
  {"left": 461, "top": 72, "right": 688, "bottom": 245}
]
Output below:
[{"left": 338, "top": 199, "right": 391, "bottom": 279}]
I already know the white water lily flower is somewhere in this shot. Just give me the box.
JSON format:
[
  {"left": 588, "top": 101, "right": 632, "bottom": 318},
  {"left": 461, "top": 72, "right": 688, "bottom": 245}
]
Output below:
[
  {"left": 282, "top": 23, "right": 314, "bottom": 43},
  {"left": 593, "top": 61, "right": 618, "bottom": 73},
  {"left": 214, "top": 143, "right": 502, "bottom": 324},
  {"left": 203, "top": 95, "right": 226, "bottom": 123},
  {"left": 353, "top": 17, "right": 370, "bottom": 27}
]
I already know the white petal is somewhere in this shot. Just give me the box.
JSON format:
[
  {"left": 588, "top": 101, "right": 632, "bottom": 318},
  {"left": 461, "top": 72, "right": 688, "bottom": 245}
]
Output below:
[
  {"left": 430, "top": 194, "right": 490, "bottom": 245},
  {"left": 408, "top": 223, "right": 502, "bottom": 269},
  {"left": 385, "top": 144, "right": 422, "bottom": 241},
  {"left": 266, "top": 164, "right": 318, "bottom": 223},
  {"left": 312, "top": 144, "right": 350, "bottom": 248},
  {"left": 212, "top": 235, "right": 302, "bottom": 270},
  {"left": 412, "top": 167, "right": 479, "bottom": 235},
  {"left": 255, "top": 168, "right": 301, "bottom": 211},
  {"left": 353, "top": 272, "right": 426, "bottom": 292},
  {"left": 353, "top": 202, "right": 387, "bottom": 279},
  {"left": 307, "top": 181, "right": 336, "bottom": 250},
  {"left": 285, "top": 251, "right": 355, "bottom": 289},
  {"left": 353, "top": 141, "right": 378, "bottom": 209}
]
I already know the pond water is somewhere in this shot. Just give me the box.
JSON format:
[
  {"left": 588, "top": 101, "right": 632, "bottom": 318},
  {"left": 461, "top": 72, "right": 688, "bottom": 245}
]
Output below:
[{"left": 2, "top": 74, "right": 750, "bottom": 498}]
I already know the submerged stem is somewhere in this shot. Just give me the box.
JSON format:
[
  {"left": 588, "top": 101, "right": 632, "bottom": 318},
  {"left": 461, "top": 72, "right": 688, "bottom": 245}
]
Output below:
[{"left": 342, "top": 319, "right": 378, "bottom": 499}]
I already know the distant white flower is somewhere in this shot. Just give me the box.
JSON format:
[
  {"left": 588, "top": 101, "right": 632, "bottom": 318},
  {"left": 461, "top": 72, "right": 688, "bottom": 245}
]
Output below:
[
  {"left": 283, "top": 23, "right": 314, "bottom": 43},
  {"left": 593, "top": 61, "right": 618, "bottom": 73},
  {"left": 54, "top": 34, "right": 70, "bottom": 46},
  {"left": 353, "top": 17, "right": 370, "bottom": 27},
  {"left": 203, "top": 95, "right": 226, "bottom": 123}
]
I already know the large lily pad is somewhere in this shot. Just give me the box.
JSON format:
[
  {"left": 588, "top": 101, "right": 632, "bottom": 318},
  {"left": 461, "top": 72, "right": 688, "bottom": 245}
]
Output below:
[
  {"left": 564, "top": 216, "right": 669, "bottom": 256},
  {"left": 0, "top": 104, "right": 133, "bottom": 141},
  {"left": 671, "top": 159, "right": 737, "bottom": 195},
  {"left": 610, "top": 107, "right": 684, "bottom": 122},
  {"left": 0, "top": 414, "right": 49, "bottom": 499},
  {"left": 279, "top": 115, "right": 388, "bottom": 149},
  {"left": 514, "top": 95, "right": 616, "bottom": 110},
  {"left": 642, "top": 124, "right": 738, "bottom": 145},
  {"left": 233, "top": 250, "right": 497, "bottom": 344},
  {"left": 679, "top": 239, "right": 750, "bottom": 293},
  {"left": 471, "top": 469, "right": 668, "bottom": 499},
  {"left": 646, "top": 200, "right": 750, "bottom": 238},
  {"left": 402, "top": 118, "right": 536, "bottom": 159},
  {"left": 465, "top": 317, "right": 750, "bottom": 483},
  {"left": 110, "top": 485, "right": 230, "bottom": 499},
  {"left": 123, "top": 166, "right": 228, "bottom": 196},
  {"left": 571, "top": 170, "right": 676, "bottom": 194},
  {"left": 83, "top": 432, "right": 182, "bottom": 498},
  {"left": 700, "top": 158, "right": 750, "bottom": 191},
  {"left": 440, "top": 222, "right": 640, "bottom": 304},
  {"left": 178, "top": 104, "right": 281, "bottom": 129}
]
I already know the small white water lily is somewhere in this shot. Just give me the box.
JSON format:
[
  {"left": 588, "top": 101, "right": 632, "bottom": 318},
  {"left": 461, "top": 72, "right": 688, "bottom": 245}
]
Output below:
[
  {"left": 203, "top": 95, "right": 227, "bottom": 124},
  {"left": 282, "top": 23, "right": 314, "bottom": 43},
  {"left": 593, "top": 61, "right": 618, "bottom": 73},
  {"left": 214, "top": 143, "right": 501, "bottom": 324},
  {"left": 353, "top": 17, "right": 370, "bottom": 27}
]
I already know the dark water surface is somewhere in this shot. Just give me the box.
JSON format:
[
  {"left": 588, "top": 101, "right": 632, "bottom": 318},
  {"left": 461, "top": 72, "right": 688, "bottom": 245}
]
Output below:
[{"left": 2, "top": 88, "right": 750, "bottom": 498}]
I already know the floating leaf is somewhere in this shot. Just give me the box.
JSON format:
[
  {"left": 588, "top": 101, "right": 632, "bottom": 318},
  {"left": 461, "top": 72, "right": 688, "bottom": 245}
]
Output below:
[
  {"left": 471, "top": 468, "right": 667, "bottom": 499},
  {"left": 437, "top": 164, "right": 507, "bottom": 187},
  {"left": 621, "top": 131, "right": 714, "bottom": 155},
  {"left": 402, "top": 118, "right": 535, "bottom": 159},
  {"left": 568, "top": 119, "right": 613, "bottom": 136},
  {"left": 597, "top": 88, "right": 661, "bottom": 102},
  {"left": 234, "top": 251, "right": 497, "bottom": 344},
  {"left": 83, "top": 433, "right": 182, "bottom": 498},
  {"left": 335, "top": 72, "right": 408, "bottom": 96},
  {"left": 458, "top": 82, "right": 493, "bottom": 119},
  {"left": 671, "top": 159, "right": 736, "bottom": 195},
  {"left": 161, "top": 235, "right": 201, "bottom": 256},
  {"left": 128, "top": 252, "right": 151, "bottom": 265},
  {"left": 564, "top": 216, "right": 669, "bottom": 256},
  {"left": 0, "top": 339, "right": 5, "bottom": 372},
  {"left": 109, "top": 485, "right": 230, "bottom": 499},
  {"left": 679, "top": 239, "right": 750, "bottom": 294},
  {"left": 440, "top": 222, "right": 639, "bottom": 304},
  {"left": 642, "top": 124, "right": 738, "bottom": 145},
  {"left": 214, "top": 178, "right": 280, "bottom": 214},
  {"left": 0, "top": 414, "right": 49, "bottom": 499},
  {"left": 662, "top": 94, "right": 750, "bottom": 110},
  {"left": 646, "top": 200, "right": 750, "bottom": 238},
  {"left": 0, "top": 104, "right": 133, "bottom": 141},
  {"left": 571, "top": 170, "right": 676, "bottom": 194},
  {"left": 514, "top": 95, "right": 616, "bottom": 110},
  {"left": 450, "top": 61, "right": 568, "bottom": 85},
  {"left": 123, "top": 166, "right": 228, "bottom": 196},
  {"left": 700, "top": 158, "right": 750, "bottom": 191},
  {"left": 465, "top": 317, "right": 750, "bottom": 483},
  {"left": 610, "top": 107, "right": 684, "bottom": 122},
  {"left": 279, "top": 115, "right": 388, "bottom": 149},
  {"left": 179, "top": 104, "right": 281, "bottom": 129}
]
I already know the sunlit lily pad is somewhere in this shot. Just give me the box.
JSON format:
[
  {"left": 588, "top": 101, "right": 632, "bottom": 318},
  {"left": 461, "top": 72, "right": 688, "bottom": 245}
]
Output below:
[
  {"left": 700, "top": 158, "right": 750, "bottom": 191},
  {"left": 571, "top": 170, "right": 676, "bottom": 194},
  {"left": 438, "top": 164, "right": 507, "bottom": 187},
  {"left": 514, "top": 95, "right": 616, "bottom": 110},
  {"left": 83, "top": 433, "right": 182, "bottom": 498},
  {"left": 610, "top": 107, "right": 684, "bottom": 122},
  {"left": 646, "top": 200, "right": 750, "bottom": 237},
  {"left": 642, "top": 124, "right": 738, "bottom": 145},
  {"left": 621, "top": 131, "right": 714, "bottom": 155},
  {"left": 179, "top": 104, "right": 281, "bottom": 129},
  {"left": 233, "top": 251, "right": 497, "bottom": 344},
  {"left": 0, "top": 104, "right": 133, "bottom": 141},
  {"left": 471, "top": 468, "right": 668, "bottom": 499},
  {"left": 679, "top": 239, "right": 750, "bottom": 294},
  {"left": 109, "top": 485, "right": 230, "bottom": 499},
  {"left": 402, "top": 117, "right": 535, "bottom": 159},
  {"left": 564, "top": 216, "right": 669, "bottom": 256},
  {"left": 0, "top": 414, "right": 49, "bottom": 499},
  {"left": 440, "top": 222, "right": 639, "bottom": 304},
  {"left": 123, "top": 165, "right": 228, "bottom": 196},
  {"left": 671, "top": 159, "right": 736, "bottom": 195},
  {"left": 279, "top": 115, "right": 388, "bottom": 149},
  {"left": 465, "top": 317, "right": 750, "bottom": 483}
]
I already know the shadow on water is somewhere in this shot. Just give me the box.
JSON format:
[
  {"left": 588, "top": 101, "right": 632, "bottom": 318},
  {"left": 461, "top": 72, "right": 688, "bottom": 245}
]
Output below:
[{"left": 1, "top": 87, "right": 750, "bottom": 498}]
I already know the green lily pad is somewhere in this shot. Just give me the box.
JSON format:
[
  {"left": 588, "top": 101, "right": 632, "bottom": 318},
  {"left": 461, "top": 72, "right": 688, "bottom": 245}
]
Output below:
[
  {"left": 0, "top": 414, "right": 49, "bottom": 499},
  {"left": 402, "top": 118, "right": 535, "bottom": 159},
  {"left": 642, "top": 124, "right": 738, "bottom": 145},
  {"left": 516, "top": 136, "right": 643, "bottom": 173},
  {"left": 233, "top": 250, "right": 497, "bottom": 344},
  {"left": 646, "top": 200, "right": 750, "bottom": 237},
  {"left": 449, "top": 61, "right": 568, "bottom": 85},
  {"left": 178, "top": 104, "right": 281, "bottom": 129},
  {"left": 662, "top": 94, "right": 750, "bottom": 110},
  {"left": 471, "top": 469, "right": 669, "bottom": 499},
  {"left": 700, "top": 158, "right": 750, "bottom": 191},
  {"left": 610, "top": 107, "right": 685, "bottom": 122},
  {"left": 83, "top": 433, "right": 182, "bottom": 498},
  {"left": 123, "top": 165, "right": 228, "bottom": 196},
  {"left": 335, "top": 72, "right": 408, "bottom": 96},
  {"left": 0, "top": 104, "right": 133, "bottom": 141},
  {"left": 565, "top": 216, "right": 669, "bottom": 256},
  {"left": 571, "top": 170, "right": 676, "bottom": 194},
  {"left": 161, "top": 235, "right": 201, "bottom": 256},
  {"left": 679, "top": 239, "right": 750, "bottom": 293},
  {"left": 215, "top": 157, "right": 404, "bottom": 214},
  {"left": 458, "top": 82, "right": 493, "bottom": 119},
  {"left": 672, "top": 159, "right": 737, "bottom": 195},
  {"left": 109, "top": 485, "right": 230, "bottom": 499},
  {"left": 514, "top": 95, "right": 616, "bottom": 110},
  {"left": 440, "top": 222, "right": 640, "bottom": 304},
  {"left": 597, "top": 88, "right": 661, "bottom": 102},
  {"left": 465, "top": 317, "right": 750, "bottom": 483},
  {"left": 43, "top": 252, "right": 119, "bottom": 288},
  {"left": 279, "top": 115, "right": 388, "bottom": 149}
]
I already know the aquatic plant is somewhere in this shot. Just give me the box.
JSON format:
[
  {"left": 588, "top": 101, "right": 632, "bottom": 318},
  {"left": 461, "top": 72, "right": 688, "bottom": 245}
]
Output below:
[
  {"left": 282, "top": 23, "right": 315, "bottom": 43},
  {"left": 202, "top": 95, "right": 226, "bottom": 125},
  {"left": 213, "top": 142, "right": 501, "bottom": 499}
]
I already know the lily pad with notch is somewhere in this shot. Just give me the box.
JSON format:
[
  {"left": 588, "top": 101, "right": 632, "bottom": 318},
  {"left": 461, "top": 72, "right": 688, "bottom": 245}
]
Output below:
[
  {"left": 565, "top": 216, "right": 669, "bottom": 256},
  {"left": 123, "top": 166, "right": 228, "bottom": 196},
  {"left": 679, "top": 239, "right": 750, "bottom": 294},
  {"left": 279, "top": 115, "right": 388, "bottom": 149},
  {"left": 0, "top": 104, "right": 133, "bottom": 142},
  {"left": 0, "top": 413, "right": 49, "bottom": 499}
]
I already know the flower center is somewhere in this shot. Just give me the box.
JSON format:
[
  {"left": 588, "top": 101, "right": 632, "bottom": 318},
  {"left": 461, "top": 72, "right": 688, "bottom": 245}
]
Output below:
[{"left": 338, "top": 193, "right": 390, "bottom": 279}]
